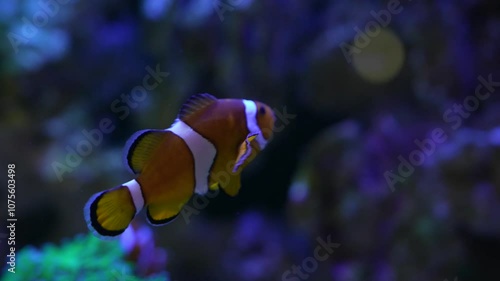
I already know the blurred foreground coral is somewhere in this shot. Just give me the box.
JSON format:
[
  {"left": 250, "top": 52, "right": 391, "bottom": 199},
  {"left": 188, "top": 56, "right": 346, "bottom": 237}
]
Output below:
[{"left": 1, "top": 231, "right": 169, "bottom": 281}]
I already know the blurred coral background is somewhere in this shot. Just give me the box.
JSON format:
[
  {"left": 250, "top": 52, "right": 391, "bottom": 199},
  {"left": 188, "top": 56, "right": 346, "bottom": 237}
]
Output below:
[{"left": 1, "top": 0, "right": 500, "bottom": 280}]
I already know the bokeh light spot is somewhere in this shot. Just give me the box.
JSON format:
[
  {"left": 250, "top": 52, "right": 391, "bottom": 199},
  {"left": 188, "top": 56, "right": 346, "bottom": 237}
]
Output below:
[{"left": 352, "top": 29, "right": 404, "bottom": 84}]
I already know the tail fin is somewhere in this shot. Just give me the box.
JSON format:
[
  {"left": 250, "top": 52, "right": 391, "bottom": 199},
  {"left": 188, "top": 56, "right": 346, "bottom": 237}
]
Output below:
[{"left": 84, "top": 179, "right": 145, "bottom": 239}]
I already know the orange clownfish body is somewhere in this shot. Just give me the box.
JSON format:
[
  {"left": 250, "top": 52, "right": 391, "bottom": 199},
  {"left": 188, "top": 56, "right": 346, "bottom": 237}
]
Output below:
[{"left": 84, "top": 93, "right": 275, "bottom": 239}]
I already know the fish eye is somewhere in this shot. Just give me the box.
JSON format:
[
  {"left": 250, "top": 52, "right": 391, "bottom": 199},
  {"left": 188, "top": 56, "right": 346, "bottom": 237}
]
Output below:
[{"left": 259, "top": 107, "right": 266, "bottom": 115}]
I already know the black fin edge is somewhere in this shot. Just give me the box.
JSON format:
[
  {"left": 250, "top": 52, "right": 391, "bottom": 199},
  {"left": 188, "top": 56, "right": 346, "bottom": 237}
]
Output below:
[
  {"left": 123, "top": 129, "right": 164, "bottom": 174},
  {"left": 125, "top": 131, "right": 151, "bottom": 174},
  {"left": 85, "top": 186, "right": 136, "bottom": 239},
  {"left": 146, "top": 210, "right": 179, "bottom": 226},
  {"left": 88, "top": 191, "right": 130, "bottom": 237}
]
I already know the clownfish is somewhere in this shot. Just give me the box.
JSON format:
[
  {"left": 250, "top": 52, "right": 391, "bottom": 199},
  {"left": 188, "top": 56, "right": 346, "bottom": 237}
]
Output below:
[{"left": 84, "top": 93, "right": 276, "bottom": 239}]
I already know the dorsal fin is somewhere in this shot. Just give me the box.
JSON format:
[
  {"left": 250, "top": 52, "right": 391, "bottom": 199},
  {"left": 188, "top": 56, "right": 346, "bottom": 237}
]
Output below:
[
  {"left": 178, "top": 93, "right": 217, "bottom": 121},
  {"left": 123, "top": 129, "right": 168, "bottom": 174}
]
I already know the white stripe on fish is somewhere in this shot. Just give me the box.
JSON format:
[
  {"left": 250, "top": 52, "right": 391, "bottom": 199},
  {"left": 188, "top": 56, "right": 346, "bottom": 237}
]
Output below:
[
  {"left": 166, "top": 119, "right": 217, "bottom": 195},
  {"left": 124, "top": 179, "right": 144, "bottom": 213},
  {"left": 242, "top": 99, "right": 268, "bottom": 150}
]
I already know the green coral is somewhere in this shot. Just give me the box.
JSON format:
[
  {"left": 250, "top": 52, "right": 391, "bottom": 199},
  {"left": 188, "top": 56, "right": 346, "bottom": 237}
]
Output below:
[{"left": 1, "top": 234, "right": 169, "bottom": 281}]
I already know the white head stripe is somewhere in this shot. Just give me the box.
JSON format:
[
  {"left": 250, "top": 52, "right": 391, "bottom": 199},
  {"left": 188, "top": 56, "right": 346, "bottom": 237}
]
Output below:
[
  {"left": 242, "top": 100, "right": 268, "bottom": 150},
  {"left": 166, "top": 119, "right": 216, "bottom": 195},
  {"left": 124, "top": 179, "right": 144, "bottom": 214}
]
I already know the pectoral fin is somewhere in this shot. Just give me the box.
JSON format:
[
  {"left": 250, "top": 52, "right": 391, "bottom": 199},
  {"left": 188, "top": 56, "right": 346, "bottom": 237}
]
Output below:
[{"left": 232, "top": 133, "right": 258, "bottom": 173}]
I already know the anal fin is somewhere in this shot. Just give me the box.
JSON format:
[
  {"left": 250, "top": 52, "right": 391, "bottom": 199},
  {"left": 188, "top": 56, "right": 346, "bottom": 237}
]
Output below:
[
  {"left": 209, "top": 182, "right": 220, "bottom": 191},
  {"left": 147, "top": 202, "right": 184, "bottom": 225},
  {"left": 221, "top": 174, "right": 241, "bottom": 197}
]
